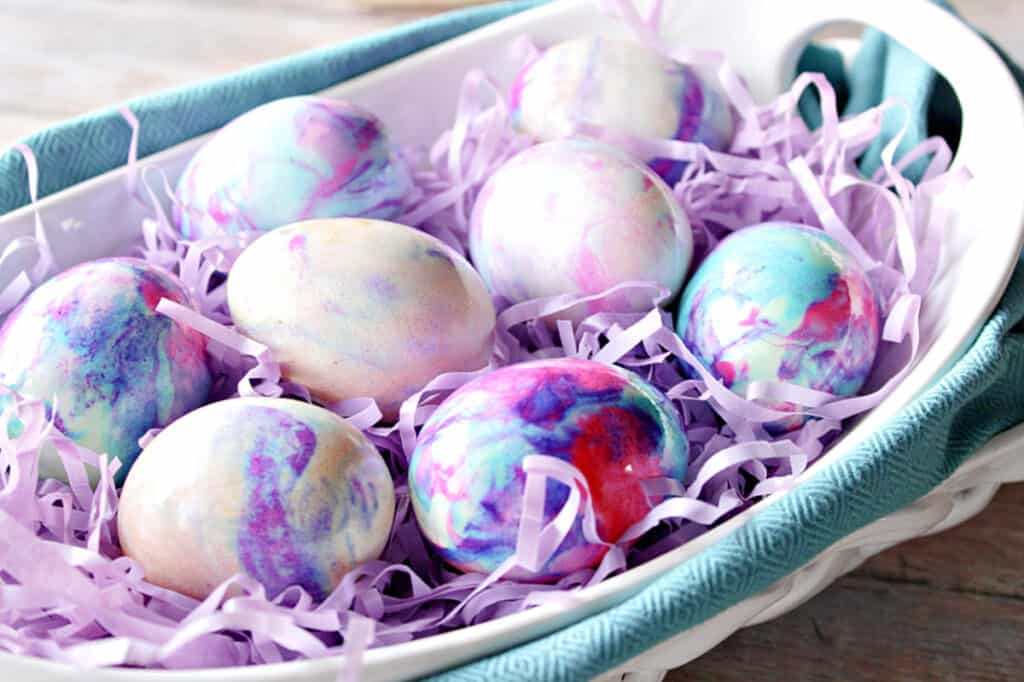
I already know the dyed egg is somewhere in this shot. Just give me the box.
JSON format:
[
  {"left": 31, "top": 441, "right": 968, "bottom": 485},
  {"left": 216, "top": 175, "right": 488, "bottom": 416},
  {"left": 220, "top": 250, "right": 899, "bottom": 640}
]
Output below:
[
  {"left": 409, "top": 358, "right": 688, "bottom": 580},
  {"left": 0, "top": 258, "right": 211, "bottom": 483},
  {"left": 510, "top": 36, "right": 734, "bottom": 182},
  {"left": 677, "top": 222, "right": 881, "bottom": 428},
  {"left": 174, "top": 96, "right": 412, "bottom": 238},
  {"left": 118, "top": 397, "right": 394, "bottom": 600},
  {"left": 469, "top": 139, "right": 692, "bottom": 321},
  {"left": 228, "top": 218, "right": 496, "bottom": 420}
]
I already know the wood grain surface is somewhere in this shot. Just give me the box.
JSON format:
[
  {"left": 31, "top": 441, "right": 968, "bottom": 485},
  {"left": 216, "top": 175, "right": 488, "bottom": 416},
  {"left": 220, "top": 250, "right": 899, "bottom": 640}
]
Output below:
[
  {"left": 1, "top": 1, "right": 1022, "bottom": 680},
  {"left": 672, "top": 484, "right": 1024, "bottom": 682}
]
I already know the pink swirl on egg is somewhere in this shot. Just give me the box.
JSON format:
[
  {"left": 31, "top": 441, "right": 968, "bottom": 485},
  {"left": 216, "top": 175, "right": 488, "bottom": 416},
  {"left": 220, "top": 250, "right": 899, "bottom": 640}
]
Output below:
[{"left": 174, "top": 97, "right": 412, "bottom": 238}]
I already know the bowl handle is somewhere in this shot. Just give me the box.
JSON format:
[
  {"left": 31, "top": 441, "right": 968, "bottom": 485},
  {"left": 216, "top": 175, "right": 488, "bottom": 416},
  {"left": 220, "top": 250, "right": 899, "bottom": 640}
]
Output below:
[{"left": 747, "top": 0, "right": 1024, "bottom": 181}]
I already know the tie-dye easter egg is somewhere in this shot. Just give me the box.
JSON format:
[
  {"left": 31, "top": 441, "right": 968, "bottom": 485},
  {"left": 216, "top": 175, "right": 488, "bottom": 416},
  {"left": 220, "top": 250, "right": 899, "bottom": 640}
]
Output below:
[
  {"left": 0, "top": 258, "right": 211, "bottom": 483},
  {"left": 469, "top": 139, "right": 692, "bottom": 322},
  {"left": 173, "top": 96, "right": 412, "bottom": 238},
  {"left": 118, "top": 397, "right": 395, "bottom": 600},
  {"left": 677, "top": 222, "right": 881, "bottom": 429},
  {"left": 227, "top": 218, "right": 496, "bottom": 420},
  {"left": 408, "top": 358, "right": 688, "bottom": 581},
  {"left": 510, "top": 36, "right": 734, "bottom": 183}
]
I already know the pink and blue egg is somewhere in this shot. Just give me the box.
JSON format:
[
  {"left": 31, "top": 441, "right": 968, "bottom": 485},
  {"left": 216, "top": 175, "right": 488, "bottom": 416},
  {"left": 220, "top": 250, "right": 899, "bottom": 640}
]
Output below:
[
  {"left": 408, "top": 358, "right": 688, "bottom": 581},
  {"left": 677, "top": 222, "right": 881, "bottom": 430},
  {"left": 510, "top": 36, "right": 735, "bottom": 183},
  {"left": 0, "top": 258, "right": 211, "bottom": 483},
  {"left": 118, "top": 397, "right": 395, "bottom": 600},
  {"left": 469, "top": 139, "right": 692, "bottom": 321},
  {"left": 173, "top": 96, "right": 412, "bottom": 238}
]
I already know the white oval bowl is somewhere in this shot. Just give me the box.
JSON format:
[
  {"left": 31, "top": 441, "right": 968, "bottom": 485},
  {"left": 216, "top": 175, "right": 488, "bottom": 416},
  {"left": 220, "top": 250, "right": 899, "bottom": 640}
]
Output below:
[{"left": 1, "top": 0, "right": 1022, "bottom": 680}]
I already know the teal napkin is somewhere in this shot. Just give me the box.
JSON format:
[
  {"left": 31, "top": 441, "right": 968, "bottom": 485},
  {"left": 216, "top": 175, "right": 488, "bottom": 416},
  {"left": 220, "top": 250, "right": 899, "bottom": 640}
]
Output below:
[
  {"left": 0, "top": 2, "right": 1022, "bottom": 680},
  {"left": 798, "top": 0, "right": 989, "bottom": 182}
]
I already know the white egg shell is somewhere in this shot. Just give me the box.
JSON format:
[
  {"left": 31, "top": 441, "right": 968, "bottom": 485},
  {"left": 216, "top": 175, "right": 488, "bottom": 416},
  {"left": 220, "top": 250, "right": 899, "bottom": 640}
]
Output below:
[{"left": 227, "top": 218, "right": 496, "bottom": 419}]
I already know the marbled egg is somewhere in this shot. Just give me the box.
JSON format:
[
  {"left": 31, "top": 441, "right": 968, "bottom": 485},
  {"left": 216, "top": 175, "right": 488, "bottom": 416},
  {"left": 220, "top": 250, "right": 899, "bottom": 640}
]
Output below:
[
  {"left": 409, "top": 358, "right": 688, "bottom": 581},
  {"left": 174, "top": 96, "right": 412, "bottom": 238},
  {"left": 677, "top": 222, "right": 881, "bottom": 428},
  {"left": 0, "top": 258, "right": 211, "bottom": 483},
  {"left": 510, "top": 36, "right": 734, "bottom": 182},
  {"left": 469, "top": 139, "right": 692, "bottom": 321},
  {"left": 227, "top": 218, "right": 496, "bottom": 420},
  {"left": 118, "top": 397, "right": 394, "bottom": 600}
]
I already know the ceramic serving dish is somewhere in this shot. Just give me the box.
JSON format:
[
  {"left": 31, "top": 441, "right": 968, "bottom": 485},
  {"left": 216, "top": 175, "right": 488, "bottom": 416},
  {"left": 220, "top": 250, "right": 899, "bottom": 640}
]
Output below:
[{"left": 1, "top": 0, "right": 1022, "bottom": 680}]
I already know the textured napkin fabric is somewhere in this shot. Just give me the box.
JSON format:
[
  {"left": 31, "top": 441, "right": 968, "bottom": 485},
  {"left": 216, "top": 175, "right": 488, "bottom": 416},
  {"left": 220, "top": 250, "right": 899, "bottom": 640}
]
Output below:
[{"left": 1, "top": 2, "right": 1023, "bottom": 680}]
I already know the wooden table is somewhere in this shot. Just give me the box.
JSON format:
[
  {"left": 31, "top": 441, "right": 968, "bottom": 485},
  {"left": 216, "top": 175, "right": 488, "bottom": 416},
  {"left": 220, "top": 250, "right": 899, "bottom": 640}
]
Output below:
[{"left": 2, "top": 1, "right": 1022, "bottom": 680}]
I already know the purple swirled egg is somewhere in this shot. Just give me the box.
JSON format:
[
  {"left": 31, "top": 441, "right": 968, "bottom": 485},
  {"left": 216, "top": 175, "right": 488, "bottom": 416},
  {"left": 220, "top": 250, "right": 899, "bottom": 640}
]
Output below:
[
  {"left": 677, "top": 222, "right": 881, "bottom": 430},
  {"left": 174, "top": 96, "right": 412, "bottom": 238},
  {"left": 469, "top": 139, "right": 692, "bottom": 322},
  {"left": 409, "top": 358, "right": 688, "bottom": 581},
  {"left": 118, "top": 397, "right": 395, "bottom": 600},
  {"left": 0, "top": 258, "right": 211, "bottom": 483},
  {"left": 510, "top": 36, "right": 734, "bottom": 183}
]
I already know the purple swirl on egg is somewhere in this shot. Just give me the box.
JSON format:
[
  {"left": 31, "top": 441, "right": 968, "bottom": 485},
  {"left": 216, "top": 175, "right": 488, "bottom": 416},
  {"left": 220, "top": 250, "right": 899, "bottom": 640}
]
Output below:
[
  {"left": 237, "top": 413, "right": 325, "bottom": 596},
  {"left": 174, "top": 96, "right": 412, "bottom": 238},
  {"left": 509, "top": 36, "right": 735, "bottom": 184},
  {"left": 650, "top": 66, "right": 736, "bottom": 183},
  {"left": 117, "top": 398, "right": 395, "bottom": 600},
  {"left": 409, "top": 358, "right": 688, "bottom": 581},
  {"left": 0, "top": 258, "right": 211, "bottom": 482},
  {"left": 228, "top": 403, "right": 393, "bottom": 599}
]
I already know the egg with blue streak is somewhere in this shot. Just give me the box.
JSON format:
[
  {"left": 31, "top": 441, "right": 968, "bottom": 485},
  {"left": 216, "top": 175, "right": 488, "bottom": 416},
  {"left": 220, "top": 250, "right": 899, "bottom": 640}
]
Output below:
[
  {"left": 118, "top": 397, "right": 395, "bottom": 600},
  {"left": 677, "top": 222, "right": 881, "bottom": 429},
  {"left": 469, "top": 139, "right": 691, "bottom": 321},
  {"left": 409, "top": 358, "right": 688, "bottom": 581},
  {"left": 0, "top": 258, "right": 211, "bottom": 483},
  {"left": 174, "top": 96, "right": 412, "bottom": 238},
  {"left": 228, "top": 218, "right": 496, "bottom": 420},
  {"left": 510, "top": 36, "right": 734, "bottom": 183}
]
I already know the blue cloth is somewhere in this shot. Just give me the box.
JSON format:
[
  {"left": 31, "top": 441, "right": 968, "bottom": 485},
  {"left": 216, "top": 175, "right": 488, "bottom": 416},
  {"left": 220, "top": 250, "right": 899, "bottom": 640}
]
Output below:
[
  {"left": 798, "top": 0, "right": 960, "bottom": 182},
  {"left": 1, "top": 2, "right": 1022, "bottom": 680}
]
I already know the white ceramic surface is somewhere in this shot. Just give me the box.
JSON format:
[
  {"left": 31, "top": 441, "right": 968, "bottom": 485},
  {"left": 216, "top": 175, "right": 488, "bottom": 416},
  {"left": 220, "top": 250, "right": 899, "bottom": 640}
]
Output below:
[{"left": 0, "top": 0, "right": 1022, "bottom": 680}]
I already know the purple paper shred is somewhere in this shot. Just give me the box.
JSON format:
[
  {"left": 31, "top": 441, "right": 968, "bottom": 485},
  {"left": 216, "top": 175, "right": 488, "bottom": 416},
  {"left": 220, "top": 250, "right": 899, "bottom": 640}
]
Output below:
[{"left": 0, "top": 1, "right": 971, "bottom": 676}]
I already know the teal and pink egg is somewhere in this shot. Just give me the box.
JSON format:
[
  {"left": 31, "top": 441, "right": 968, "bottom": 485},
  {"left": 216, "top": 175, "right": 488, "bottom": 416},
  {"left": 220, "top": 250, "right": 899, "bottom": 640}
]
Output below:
[
  {"left": 677, "top": 222, "right": 881, "bottom": 429},
  {"left": 469, "top": 139, "right": 692, "bottom": 321},
  {"left": 408, "top": 358, "right": 688, "bottom": 581},
  {"left": 510, "top": 36, "right": 734, "bottom": 183},
  {"left": 118, "top": 397, "right": 395, "bottom": 600},
  {"left": 0, "top": 258, "right": 211, "bottom": 483},
  {"left": 173, "top": 96, "right": 412, "bottom": 238}
]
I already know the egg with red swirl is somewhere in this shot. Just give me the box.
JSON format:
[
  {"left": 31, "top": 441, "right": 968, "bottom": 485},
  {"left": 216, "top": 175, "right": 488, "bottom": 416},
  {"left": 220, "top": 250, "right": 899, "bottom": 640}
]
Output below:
[
  {"left": 408, "top": 358, "right": 688, "bottom": 581},
  {"left": 174, "top": 96, "right": 412, "bottom": 238},
  {"left": 677, "top": 222, "right": 881, "bottom": 430}
]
